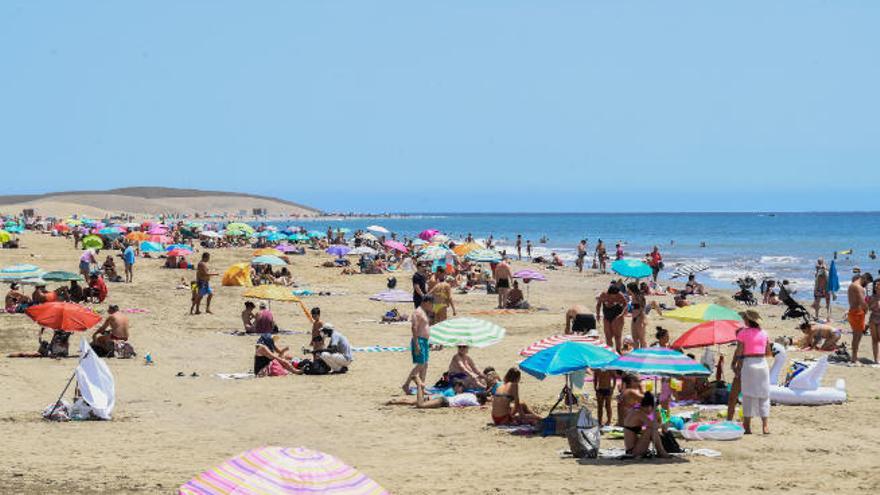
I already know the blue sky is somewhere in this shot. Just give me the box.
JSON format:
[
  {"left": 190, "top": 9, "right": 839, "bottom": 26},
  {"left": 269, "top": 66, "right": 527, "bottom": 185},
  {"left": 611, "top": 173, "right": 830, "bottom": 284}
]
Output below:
[{"left": 1, "top": 1, "right": 878, "bottom": 213}]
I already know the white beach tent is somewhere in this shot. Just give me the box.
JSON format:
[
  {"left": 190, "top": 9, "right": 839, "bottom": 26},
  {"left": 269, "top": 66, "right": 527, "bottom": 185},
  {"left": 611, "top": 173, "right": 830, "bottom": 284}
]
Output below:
[{"left": 74, "top": 339, "right": 116, "bottom": 419}]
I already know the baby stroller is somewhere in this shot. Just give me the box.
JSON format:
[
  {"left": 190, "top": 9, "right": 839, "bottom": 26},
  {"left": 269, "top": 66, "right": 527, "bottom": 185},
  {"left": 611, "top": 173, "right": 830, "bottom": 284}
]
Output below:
[
  {"left": 778, "top": 283, "right": 810, "bottom": 324},
  {"left": 733, "top": 277, "right": 757, "bottom": 306}
]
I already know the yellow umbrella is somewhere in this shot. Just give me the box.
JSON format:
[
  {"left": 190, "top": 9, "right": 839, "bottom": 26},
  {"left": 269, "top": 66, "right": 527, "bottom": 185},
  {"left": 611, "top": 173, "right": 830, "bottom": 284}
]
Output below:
[
  {"left": 0, "top": 230, "right": 10, "bottom": 244},
  {"left": 253, "top": 248, "right": 284, "bottom": 257},
  {"left": 453, "top": 242, "right": 483, "bottom": 256},
  {"left": 243, "top": 285, "right": 311, "bottom": 320}
]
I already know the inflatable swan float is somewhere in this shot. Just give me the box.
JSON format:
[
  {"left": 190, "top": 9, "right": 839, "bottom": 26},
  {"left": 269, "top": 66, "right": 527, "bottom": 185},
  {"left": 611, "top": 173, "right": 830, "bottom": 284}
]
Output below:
[{"left": 769, "top": 343, "right": 846, "bottom": 405}]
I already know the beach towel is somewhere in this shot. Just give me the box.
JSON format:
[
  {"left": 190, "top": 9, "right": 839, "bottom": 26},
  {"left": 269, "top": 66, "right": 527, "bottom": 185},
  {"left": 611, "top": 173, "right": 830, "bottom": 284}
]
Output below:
[
  {"left": 220, "top": 330, "right": 306, "bottom": 336},
  {"left": 496, "top": 424, "right": 538, "bottom": 436},
  {"left": 352, "top": 346, "right": 408, "bottom": 353},
  {"left": 215, "top": 372, "right": 256, "bottom": 380},
  {"left": 560, "top": 448, "right": 721, "bottom": 460},
  {"left": 469, "top": 308, "right": 539, "bottom": 316}
]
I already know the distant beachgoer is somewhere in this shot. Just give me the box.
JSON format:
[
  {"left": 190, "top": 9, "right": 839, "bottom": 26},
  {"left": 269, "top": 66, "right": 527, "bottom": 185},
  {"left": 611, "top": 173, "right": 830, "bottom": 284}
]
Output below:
[
  {"left": 734, "top": 310, "right": 771, "bottom": 434},
  {"left": 254, "top": 302, "right": 275, "bottom": 334},
  {"left": 685, "top": 274, "right": 705, "bottom": 295},
  {"left": 412, "top": 262, "right": 428, "bottom": 310},
  {"left": 318, "top": 324, "right": 352, "bottom": 373},
  {"left": 615, "top": 242, "right": 624, "bottom": 261},
  {"left": 576, "top": 240, "right": 587, "bottom": 273},
  {"left": 595, "top": 239, "right": 607, "bottom": 273},
  {"left": 428, "top": 270, "right": 456, "bottom": 323},
  {"left": 491, "top": 368, "right": 540, "bottom": 426},
  {"left": 627, "top": 282, "right": 648, "bottom": 349},
  {"left": 647, "top": 246, "right": 663, "bottom": 282},
  {"left": 849, "top": 274, "right": 869, "bottom": 363},
  {"left": 122, "top": 242, "right": 135, "bottom": 283},
  {"left": 402, "top": 295, "right": 433, "bottom": 395},
  {"left": 494, "top": 258, "right": 513, "bottom": 309},
  {"left": 868, "top": 280, "right": 880, "bottom": 363},
  {"left": 565, "top": 305, "right": 594, "bottom": 335},
  {"left": 91, "top": 304, "right": 130, "bottom": 357},
  {"left": 193, "top": 252, "right": 218, "bottom": 315},
  {"left": 596, "top": 283, "right": 627, "bottom": 353},
  {"left": 812, "top": 259, "right": 831, "bottom": 320},
  {"left": 310, "top": 307, "right": 325, "bottom": 350},
  {"left": 241, "top": 301, "right": 256, "bottom": 333},
  {"left": 515, "top": 234, "right": 523, "bottom": 260},
  {"left": 79, "top": 249, "right": 98, "bottom": 279}
]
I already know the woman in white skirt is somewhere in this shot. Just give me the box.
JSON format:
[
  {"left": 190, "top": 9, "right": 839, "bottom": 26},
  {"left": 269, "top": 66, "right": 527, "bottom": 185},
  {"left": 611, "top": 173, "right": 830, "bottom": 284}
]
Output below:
[{"left": 734, "top": 310, "right": 772, "bottom": 434}]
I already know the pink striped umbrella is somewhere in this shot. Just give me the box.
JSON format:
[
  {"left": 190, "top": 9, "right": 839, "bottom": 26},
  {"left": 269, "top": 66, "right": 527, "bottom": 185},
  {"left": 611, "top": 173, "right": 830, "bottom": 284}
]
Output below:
[
  {"left": 179, "top": 446, "right": 388, "bottom": 495},
  {"left": 519, "top": 334, "right": 614, "bottom": 357},
  {"left": 383, "top": 240, "right": 407, "bottom": 253},
  {"left": 513, "top": 269, "right": 547, "bottom": 282}
]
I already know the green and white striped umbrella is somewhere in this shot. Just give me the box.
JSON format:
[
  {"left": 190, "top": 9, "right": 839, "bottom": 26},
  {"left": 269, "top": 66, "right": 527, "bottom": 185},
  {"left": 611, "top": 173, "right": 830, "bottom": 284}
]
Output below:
[
  {"left": 429, "top": 317, "right": 505, "bottom": 348},
  {"left": 418, "top": 245, "right": 451, "bottom": 261},
  {"left": 465, "top": 248, "right": 502, "bottom": 263}
]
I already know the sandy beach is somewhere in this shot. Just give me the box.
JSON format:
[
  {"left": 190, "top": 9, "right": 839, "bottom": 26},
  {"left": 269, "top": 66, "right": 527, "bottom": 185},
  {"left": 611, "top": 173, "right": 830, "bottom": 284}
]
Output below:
[{"left": 2, "top": 232, "right": 880, "bottom": 494}]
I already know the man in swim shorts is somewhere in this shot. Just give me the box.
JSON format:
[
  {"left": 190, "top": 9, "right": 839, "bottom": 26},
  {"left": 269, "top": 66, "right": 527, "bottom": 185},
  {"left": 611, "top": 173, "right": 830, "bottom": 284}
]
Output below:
[
  {"left": 194, "top": 252, "right": 218, "bottom": 315},
  {"left": 402, "top": 295, "right": 433, "bottom": 395},
  {"left": 848, "top": 274, "right": 868, "bottom": 363},
  {"left": 494, "top": 258, "right": 512, "bottom": 309}
]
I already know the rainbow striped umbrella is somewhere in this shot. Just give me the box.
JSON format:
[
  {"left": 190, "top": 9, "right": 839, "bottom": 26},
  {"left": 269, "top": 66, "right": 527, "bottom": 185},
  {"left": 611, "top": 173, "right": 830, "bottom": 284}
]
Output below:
[
  {"left": 519, "top": 334, "right": 612, "bottom": 357},
  {"left": 600, "top": 347, "right": 711, "bottom": 376},
  {"left": 429, "top": 317, "right": 505, "bottom": 348},
  {"left": 179, "top": 446, "right": 388, "bottom": 495}
]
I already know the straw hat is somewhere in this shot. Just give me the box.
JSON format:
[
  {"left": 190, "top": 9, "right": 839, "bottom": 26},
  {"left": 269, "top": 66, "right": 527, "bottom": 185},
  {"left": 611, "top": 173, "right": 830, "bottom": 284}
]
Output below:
[{"left": 738, "top": 309, "right": 762, "bottom": 324}]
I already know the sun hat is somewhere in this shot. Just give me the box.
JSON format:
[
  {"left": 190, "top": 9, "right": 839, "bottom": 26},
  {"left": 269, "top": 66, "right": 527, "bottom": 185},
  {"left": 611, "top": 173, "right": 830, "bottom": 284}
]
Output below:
[{"left": 738, "top": 309, "right": 762, "bottom": 324}]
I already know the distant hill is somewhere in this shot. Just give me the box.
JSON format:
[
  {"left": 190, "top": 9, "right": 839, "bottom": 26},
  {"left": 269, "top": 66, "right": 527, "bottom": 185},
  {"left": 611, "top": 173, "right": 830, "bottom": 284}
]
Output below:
[{"left": 0, "top": 187, "right": 322, "bottom": 218}]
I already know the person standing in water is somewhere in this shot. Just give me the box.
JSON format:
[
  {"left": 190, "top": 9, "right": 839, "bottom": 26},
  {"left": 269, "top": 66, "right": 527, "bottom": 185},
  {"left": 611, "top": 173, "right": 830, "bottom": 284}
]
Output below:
[
  {"left": 515, "top": 234, "right": 522, "bottom": 261},
  {"left": 812, "top": 259, "right": 831, "bottom": 320},
  {"left": 526, "top": 240, "right": 532, "bottom": 260},
  {"left": 595, "top": 239, "right": 607, "bottom": 274},
  {"left": 576, "top": 240, "right": 587, "bottom": 273}
]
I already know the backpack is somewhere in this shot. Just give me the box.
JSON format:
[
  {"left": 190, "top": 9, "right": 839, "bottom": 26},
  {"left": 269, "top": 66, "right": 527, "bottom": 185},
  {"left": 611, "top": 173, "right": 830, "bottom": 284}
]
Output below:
[
  {"left": 301, "top": 357, "right": 331, "bottom": 376},
  {"left": 387, "top": 277, "right": 397, "bottom": 289},
  {"left": 660, "top": 430, "right": 684, "bottom": 454},
  {"left": 566, "top": 407, "right": 600, "bottom": 459}
]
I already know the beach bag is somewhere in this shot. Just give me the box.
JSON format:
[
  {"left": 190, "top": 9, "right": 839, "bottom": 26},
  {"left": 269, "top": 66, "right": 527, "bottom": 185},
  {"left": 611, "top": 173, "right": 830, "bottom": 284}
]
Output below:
[
  {"left": 660, "top": 430, "right": 683, "bottom": 454},
  {"left": 266, "top": 360, "right": 289, "bottom": 377},
  {"left": 566, "top": 407, "right": 600, "bottom": 459},
  {"left": 301, "top": 357, "right": 330, "bottom": 376}
]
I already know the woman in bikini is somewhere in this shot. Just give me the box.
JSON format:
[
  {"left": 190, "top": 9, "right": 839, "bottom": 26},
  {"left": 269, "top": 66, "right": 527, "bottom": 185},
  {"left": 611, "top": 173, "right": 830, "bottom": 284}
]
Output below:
[
  {"left": 428, "top": 272, "right": 456, "bottom": 323},
  {"left": 622, "top": 392, "right": 670, "bottom": 458},
  {"left": 616, "top": 373, "right": 644, "bottom": 427},
  {"left": 798, "top": 322, "right": 842, "bottom": 351},
  {"left": 627, "top": 282, "right": 648, "bottom": 349},
  {"left": 491, "top": 368, "right": 541, "bottom": 426},
  {"left": 868, "top": 280, "right": 880, "bottom": 364},
  {"left": 597, "top": 283, "right": 627, "bottom": 353}
]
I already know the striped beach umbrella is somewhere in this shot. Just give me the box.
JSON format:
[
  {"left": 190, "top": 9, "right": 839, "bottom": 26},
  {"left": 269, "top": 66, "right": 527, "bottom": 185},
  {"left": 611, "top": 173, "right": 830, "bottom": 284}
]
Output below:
[
  {"left": 601, "top": 347, "right": 711, "bottom": 377},
  {"left": 179, "top": 446, "right": 388, "bottom": 495},
  {"left": 0, "top": 264, "right": 44, "bottom": 281},
  {"left": 663, "top": 303, "right": 742, "bottom": 323},
  {"left": 418, "top": 245, "right": 450, "bottom": 261},
  {"left": 383, "top": 240, "right": 407, "bottom": 253},
  {"left": 464, "top": 248, "right": 502, "bottom": 263},
  {"left": 41, "top": 271, "right": 84, "bottom": 282},
  {"left": 519, "top": 341, "right": 618, "bottom": 380},
  {"left": 519, "top": 334, "right": 612, "bottom": 357},
  {"left": 428, "top": 317, "right": 505, "bottom": 348}
]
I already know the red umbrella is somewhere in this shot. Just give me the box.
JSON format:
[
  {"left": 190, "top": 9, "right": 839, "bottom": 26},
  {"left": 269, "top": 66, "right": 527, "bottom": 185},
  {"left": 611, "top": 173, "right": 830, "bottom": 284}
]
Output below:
[
  {"left": 25, "top": 302, "right": 102, "bottom": 332},
  {"left": 166, "top": 248, "right": 192, "bottom": 257},
  {"left": 671, "top": 320, "right": 741, "bottom": 349}
]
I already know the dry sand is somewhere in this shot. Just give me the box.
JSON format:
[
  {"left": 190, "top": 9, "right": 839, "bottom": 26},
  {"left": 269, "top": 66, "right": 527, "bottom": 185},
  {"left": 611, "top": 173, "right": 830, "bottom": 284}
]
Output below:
[{"left": 1, "top": 233, "right": 879, "bottom": 494}]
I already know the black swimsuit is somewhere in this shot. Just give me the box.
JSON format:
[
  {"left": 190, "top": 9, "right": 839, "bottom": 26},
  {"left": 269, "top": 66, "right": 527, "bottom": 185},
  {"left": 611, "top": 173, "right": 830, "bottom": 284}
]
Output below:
[{"left": 603, "top": 302, "right": 624, "bottom": 321}]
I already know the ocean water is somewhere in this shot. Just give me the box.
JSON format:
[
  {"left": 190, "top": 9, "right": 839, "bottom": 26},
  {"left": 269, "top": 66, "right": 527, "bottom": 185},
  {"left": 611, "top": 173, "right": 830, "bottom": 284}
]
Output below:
[{"left": 269, "top": 213, "right": 880, "bottom": 291}]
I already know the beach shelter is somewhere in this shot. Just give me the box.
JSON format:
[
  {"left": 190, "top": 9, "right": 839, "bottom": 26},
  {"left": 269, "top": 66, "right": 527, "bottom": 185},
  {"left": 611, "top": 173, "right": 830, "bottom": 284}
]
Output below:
[
  {"left": 369, "top": 289, "right": 413, "bottom": 303},
  {"left": 82, "top": 235, "right": 104, "bottom": 250},
  {"left": 611, "top": 259, "right": 653, "bottom": 279},
  {"left": 519, "top": 334, "right": 612, "bottom": 357},
  {"left": 671, "top": 320, "right": 740, "bottom": 349},
  {"left": 222, "top": 263, "right": 253, "bottom": 287},
  {"left": 179, "top": 446, "right": 389, "bottom": 495},
  {"left": 663, "top": 303, "right": 742, "bottom": 323},
  {"left": 428, "top": 318, "right": 505, "bottom": 348},
  {"left": 243, "top": 285, "right": 301, "bottom": 303},
  {"left": 73, "top": 338, "right": 116, "bottom": 419},
  {"left": 41, "top": 271, "right": 84, "bottom": 282},
  {"left": 367, "top": 225, "right": 390, "bottom": 234},
  {"left": 252, "top": 255, "right": 288, "bottom": 266},
  {"left": 601, "top": 347, "right": 711, "bottom": 377},
  {"left": 26, "top": 302, "right": 102, "bottom": 332}
]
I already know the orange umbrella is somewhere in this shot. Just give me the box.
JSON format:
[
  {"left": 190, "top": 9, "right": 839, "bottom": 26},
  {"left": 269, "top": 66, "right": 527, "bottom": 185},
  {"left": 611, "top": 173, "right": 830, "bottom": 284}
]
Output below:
[
  {"left": 126, "top": 232, "right": 149, "bottom": 242},
  {"left": 25, "top": 302, "right": 102, "bottom": 332}
]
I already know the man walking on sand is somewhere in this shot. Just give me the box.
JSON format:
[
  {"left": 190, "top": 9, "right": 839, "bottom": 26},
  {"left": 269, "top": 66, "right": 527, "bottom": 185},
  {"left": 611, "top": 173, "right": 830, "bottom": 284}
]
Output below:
[
  {"left": 848, "top": 274, "right": 868, "bottom": 363},
  {"left": 494, "top": 257, "right": 513, "bottom": 309},
  {"left": 122, "top": 242, "right": 136, "bottom": 283},
  {"left": 403, "top": 295, "right": 433, "bottom": 395},
  {"left": 194, "top": 252, "right": 218, "bottom": 315}
]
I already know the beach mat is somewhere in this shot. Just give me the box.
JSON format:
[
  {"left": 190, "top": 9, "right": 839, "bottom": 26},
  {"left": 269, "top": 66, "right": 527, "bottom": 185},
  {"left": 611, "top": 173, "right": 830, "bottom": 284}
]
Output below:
[{"left": 352, "top": 346, "right": 408, "bottom": 353}]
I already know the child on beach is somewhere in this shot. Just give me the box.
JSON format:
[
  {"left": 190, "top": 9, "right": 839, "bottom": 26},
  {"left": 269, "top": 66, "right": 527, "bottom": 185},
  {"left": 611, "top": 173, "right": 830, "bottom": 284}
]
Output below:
[{"left": 593, "top": 369, "right": 614, "bottom": 426}]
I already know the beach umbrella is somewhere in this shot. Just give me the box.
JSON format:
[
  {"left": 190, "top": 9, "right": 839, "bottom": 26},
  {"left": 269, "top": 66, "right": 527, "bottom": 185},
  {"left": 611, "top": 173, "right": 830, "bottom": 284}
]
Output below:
[
  {"left": 349, "top": 246, "right": 378, "bottom": 256},
  {"left": 53, "top": 224, "right": 70, "bottom": 233},
  {"left": 519, "top": 334, "right": 613, "bottom": 357},
  {"left": 452, "top": 242, "right": 482, "bottom": 256},
  {"left": 0, "top": 231, "right": 10, "bottom": 243},
  {"left": 288, "top": 233, "right": 309, "bottom": 242},
  {"left": 827, "top": 260, "right": 840, "bottom": 294},
  {"left": 513, "top": 269, "right": 547, "bottom": 282},
  {"left": 418, "top": 229, "right": 440, "bottom": 241},
  {"left": 671, "top": 320, "right": 741, "bottom": 349},
  {"left": 65, "top": 219, "right": 82, "bottom": 226},
  {"left": 254, "top": 248, "right": 284, "bottom": 257},
  {"left": 367, "top": 225, "right": 390, "bottom": 234},
  {"left": 431, "top": 234, "right": 449, "bottom": 243},
  {"left": 81, "top": 235, "right": 103, "bottom": 250},
  {"left": 307, "top": 230, "right": 324, "bottom": 238},
  {"left": 25, "top": 302, "right": 102, "bottom": 332},
  {"left": 140, "top": 241, "right": 163, "bottom": 253},
  {"left": 147, "top": 226, "right": 168, "bottom": 235},
  {"left": 369, "top": 289, "right": 413, "bottom": 303},
  {"left": 663, "top": 303, "right": 742, "bottom": 323},
  {"left": 179, "top": 446, "right": 389, "bottom": 495},
  {"left": 274, "top": 244, "right": 298, "bottom": 253},
  {"left": 383, "top": 240, "right": 408, "bottom": 253},
  {"left": 167, "top": 248, "right": 193, "bottom": 257},
  {"left": 361, "top": 232, "right": 378, "bottom": 242},
  {"left": 242, "top": 285, "right": 301, "bottom": 302},
  {"left": 411, "top": 238, "right": 427, "bottom": 246},
  {"left": 98, "top": 227, "right": 121, "bottom": 236},
  {"left": 326, "top": 245, "right": 351, "bottom": 257},
  {"left": 225, "top": 222, "right": 254, "bottom": 234},
  {"left": 465, "top": 248, "right": 502, "bottom": 263},
  {"left": 200, "top": 231, "right": 221, "bottom": 238},
  {"left": 601, "top": 347, "right": 711, "bottom": 376},
  {"left": 5, "top": 225, "right": 23, "bottom": 233},
  {"left": 519, "top": 341, "right": 618, "bottom": 380},
  {"left": 41, "top": 271, "right": 85, "bottom": 282},
  {"left": 611, "top": 259, "right": 653, "bottom": 279},
  {"left": 251, "top": 255, "right": 288, "bottom": 266},
  {"left": 670, "top": 263, "right": 709, "bottom": 279},
  {"left": 418, "top": 245, "right": 450, "bottom": 261},
  {"left": 126, "top": 232, "right": 149, "bottom": 242},
  {"left": 4, "top": 220, "right": 19, "bottom": 228},
  {"left": 165, "top": 244, "right": 190, "bottom": 252},
  {"left": 337, "top": 227, "right": 351, "bottom": 234},
  {"left": 428, "top": 318, "right": 505, "bottom": 348},
  {"left": 266, "top": 232, "right": 286, "bottom": 242},
  {"left": 0, "top": 263, "right": 44, "bottom": 281},
  {"left": 123, "top": 222, "right": 141, "bottom": 229},
  {"left": 149, "top": 234, "right": 172, "bottom": 244}
]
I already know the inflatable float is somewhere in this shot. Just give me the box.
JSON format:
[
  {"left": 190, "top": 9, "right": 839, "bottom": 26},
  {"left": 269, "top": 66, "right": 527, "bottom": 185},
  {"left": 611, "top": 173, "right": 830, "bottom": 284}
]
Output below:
[
  {"left": 769, "top": 344, "right": 846, "bottom": 405},
  {"left": 680, "top": 421, "right": 744, "bottom": 441}
]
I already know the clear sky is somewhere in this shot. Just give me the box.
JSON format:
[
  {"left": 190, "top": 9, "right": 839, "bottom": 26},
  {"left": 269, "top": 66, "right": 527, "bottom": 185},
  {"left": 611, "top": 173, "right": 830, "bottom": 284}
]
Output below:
[{"left": 1, "top": 1, "right": 878, "bottom": 213}]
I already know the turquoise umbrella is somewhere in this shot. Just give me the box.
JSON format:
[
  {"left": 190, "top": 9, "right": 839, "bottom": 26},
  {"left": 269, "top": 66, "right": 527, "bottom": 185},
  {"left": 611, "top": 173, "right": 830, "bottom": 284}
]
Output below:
[
  {"left": 307, "top": 231, "right": 324, "bottom": 238},
  {"left": 288, "top": 233, "right": 308, "bottom": 242},
  {"left": 601, "top": 347, "right": 711, "bottom": 377},
  {"left": 42, "top": 271, "right": 85, "bottom": 282},
  {"left": 611, "top": 259, "right": 653, "bottom": 278},
  {"left": 252, "top": 255, "right": 287, "bottom": 266},
  {"left": 519, "top": 341, "right": 617, "bottom": 380},
  {"left": 140, "top": 241, "right": 163, "bottom": 253}
]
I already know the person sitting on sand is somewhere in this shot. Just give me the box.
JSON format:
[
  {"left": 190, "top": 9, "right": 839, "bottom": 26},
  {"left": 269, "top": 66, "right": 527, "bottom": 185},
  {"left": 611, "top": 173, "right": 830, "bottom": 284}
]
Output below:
[
  {"left": 31, "top": 284, "right": 50, "bottom": 305},
  {"left": 623, "top": 392, "right": 670, "bottom": 458},
  {"left": 241, "top": 301, "right": 257, "bottom": 333},
  {"left": 651, "top": 327, "right": 670, "bottom": 347},
  {"left": 103, "top": 255, "right": 119, "bottom": 281},
  {"left": 798, "top": 322, "right": 842, "bottom": 351},
  {"left": 91, "top": 304, "right": 130, "bottom": 357},
  {"left": 67, "top": 280, "right": 84, "bottom": 303},
  {"left": 254, "top": 334, "right": 302, "bottom": 376},
  {"left": 506, "top": 281, "right": 529, "bottom": 309},
  {"left": 491, "top": 368, "right": 541, "bottom": 426},
  {"left": 387, "top": 377, "right": 487, "bottom": 409},
  {"left": 317, "top": 324, "right": 352, "bottom": 373},
  {"left": 5, "top": 283, "right": 30, "bottom": 313},
  {"left": 684, "top": 274, "right": 706, "bottom": 296},
  {"left": 448, "top": 345, "right": 487, "bottom": 389},
  {"left": 565, "top": 305, "right": 595, "bottom": 335},
  {"left": 275, "top": 267, "right": 294, "bottom": 286},
  {"left": 85, "top": 273, "right": 108, "bottom": 303},
  {"left": 617, "top": 373, "right": 644, "bottom": 427},
  {"left": 673, "top": 292, "right": 689, "bottom": 308},
  {"left": 254, "top": 302, "right": 276, "bottom": 333}
]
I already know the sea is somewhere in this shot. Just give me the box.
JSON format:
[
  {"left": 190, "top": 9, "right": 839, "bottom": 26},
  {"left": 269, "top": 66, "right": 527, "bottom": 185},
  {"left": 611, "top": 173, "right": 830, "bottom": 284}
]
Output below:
[{"left": 266, "top": 212, "right": 880, "bottom": 291}]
